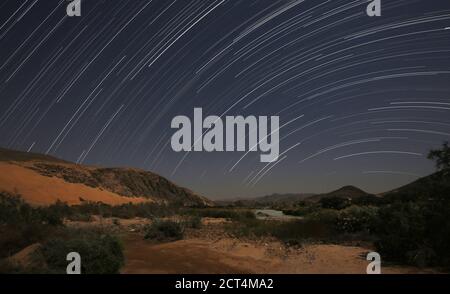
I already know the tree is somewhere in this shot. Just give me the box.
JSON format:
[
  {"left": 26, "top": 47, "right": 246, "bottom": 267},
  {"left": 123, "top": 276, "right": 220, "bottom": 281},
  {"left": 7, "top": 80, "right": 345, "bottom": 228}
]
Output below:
[{"left": 428, "top": 142, "right": 450, "bottom": 174}]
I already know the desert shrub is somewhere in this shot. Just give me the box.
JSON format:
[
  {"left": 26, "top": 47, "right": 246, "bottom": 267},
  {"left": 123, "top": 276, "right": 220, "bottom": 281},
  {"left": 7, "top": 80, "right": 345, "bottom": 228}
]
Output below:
[
  {"left": 0, "top": 223, "right": 55, "bottom": 259},
  {"left": 0, "top": 193, "right": 63, "bottom": 258},
  {"left": 374, "top": 198, "right": 450, "bottom": 268},
  {"left": 0, "top": 193, "right": 42, "bottom": 225},
  {"left": 38, "top": 208, "right": 64, "bottom": 226},
  {"left": 371, "top": 147, "right": 450, "bottom": 267},
  {"left": 67, "top": 213, "right": 92, "bottom": 222},
  {"left": 44, "top": 200, "right": 72, "bottom": 224},
  {"left": 307, "top": 209, "right": 340, "bottom": 224},
  {"left": 144, "top": 220, "right": 184, "bottom": 241},
  {"left": 184, "top": 216, "right": 202, "bottom": 229},
  {"left": 182, "top": 208, "right": 255, "bottom": 221},
  {"left": 226, "top": 218, "right": 275, "bottom": 238},
  {"left": 0, "top": 194, "right": 125, "bottom": 273},
  {"left": 320, "top": 196, "right": 351, "bottom": 210},
  {"left": 0, "top": 193, "right": 68, "bottom": 227},
  {"left": 335, "top": 206, "right": 379, "bottom": 233},
  {"left": 374, "top": 202, "right": 428, "bottom": 265},
  {"left": 40, "top": 230, "right": 124, "bottom": 274},
  {"left": 283, "top": 204, "right": 320, "bottom": 217}
]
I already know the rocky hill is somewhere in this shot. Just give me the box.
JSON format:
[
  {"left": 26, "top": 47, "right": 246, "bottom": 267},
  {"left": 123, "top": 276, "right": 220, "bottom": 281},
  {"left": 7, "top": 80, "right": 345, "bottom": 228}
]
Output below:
[
  {"left": 0, "top": 148, "right": 212, "bottom": 207},
  {"left": 306, "top": 185, "right": 371, "bottom": 202}
]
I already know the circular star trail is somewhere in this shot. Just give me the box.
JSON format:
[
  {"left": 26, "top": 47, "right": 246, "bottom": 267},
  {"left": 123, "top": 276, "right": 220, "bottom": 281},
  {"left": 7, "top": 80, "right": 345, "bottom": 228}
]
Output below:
[{"left": 1, "top": 0, "right": 450, "bottom": 199}]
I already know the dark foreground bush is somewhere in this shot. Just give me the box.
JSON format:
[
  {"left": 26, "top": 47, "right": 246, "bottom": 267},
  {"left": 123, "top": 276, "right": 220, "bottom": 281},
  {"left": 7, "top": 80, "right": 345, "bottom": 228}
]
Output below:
[
  {"left": 0, "top": 193, "right": 63, "bottom": 259},
  {"left": 0, "top": 223, "right": 55, "bottom": 259},
  {"left": 144, "top": 220, "right": 184, "bottom": 241},
  {"left": 40, "top": 230, "right": 124, "bottom": 274},
  {"left": 374, "top": 199, "right": 450, "bottom": 268},
  {"left": 0, "top": 193, "right": 65, "bottom": 226}
]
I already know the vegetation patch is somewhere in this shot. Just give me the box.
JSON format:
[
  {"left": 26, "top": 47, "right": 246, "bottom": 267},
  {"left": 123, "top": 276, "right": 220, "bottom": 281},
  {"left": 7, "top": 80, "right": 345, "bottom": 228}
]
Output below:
[
  {"left": 0, "top": 193, "right": 125, "bottom": 274},
  {"left": 144, "top": 220, "right": 184, "bottom": 242},
  {"left": 181, "top": 208, "right": 255, "bottom": 221},
  {"left": 40, "top": 229, "right": 124, "bottom": 274}
]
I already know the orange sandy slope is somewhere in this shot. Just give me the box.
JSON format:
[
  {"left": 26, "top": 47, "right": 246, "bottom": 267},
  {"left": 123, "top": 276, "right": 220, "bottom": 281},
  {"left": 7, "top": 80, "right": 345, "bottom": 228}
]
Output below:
[{"left": 0, "top": 162, "right": 149, "bottom": 206}]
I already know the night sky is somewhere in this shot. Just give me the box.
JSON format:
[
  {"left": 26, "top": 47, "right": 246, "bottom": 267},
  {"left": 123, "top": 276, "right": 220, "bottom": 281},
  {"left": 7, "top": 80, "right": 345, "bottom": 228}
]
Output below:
[{"left": 1, "top": 0, "right": 450, "bottom": 199}]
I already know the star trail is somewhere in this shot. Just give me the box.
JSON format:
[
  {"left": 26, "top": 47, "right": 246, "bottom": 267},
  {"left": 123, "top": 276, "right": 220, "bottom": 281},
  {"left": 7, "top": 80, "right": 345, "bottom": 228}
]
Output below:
[{"left": 1, "top": 0, "right": 450, "bottom": 199}]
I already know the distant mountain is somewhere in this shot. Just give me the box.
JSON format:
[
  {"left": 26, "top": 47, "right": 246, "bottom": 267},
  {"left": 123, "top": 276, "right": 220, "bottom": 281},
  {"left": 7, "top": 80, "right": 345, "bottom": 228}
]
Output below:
[
  {"left": 216, "top": 193, "right": 315, "bottom": 207},
  {"left": 306, "top": 185, "right": 371, "bottom": 202},
  {"left": 218, "top": 186, "right": 372, "bottom": 207},
  {"left": 0, "top": 148, "right": 212, "bottom": 207},
  {"left": 251, "top": 193, "right": 315, "bottom": 204},
  {"left": 218, "top": 171, "right": 449, "bottom": 208}
]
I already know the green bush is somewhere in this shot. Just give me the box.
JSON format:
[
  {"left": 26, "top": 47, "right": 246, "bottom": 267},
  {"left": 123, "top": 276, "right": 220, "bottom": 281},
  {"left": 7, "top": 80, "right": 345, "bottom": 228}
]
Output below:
[
  {"left": 283, "top": 204, "right": 320, "bottom": 217},
  {"left": 374, "top": 199, "right": 450, "bottom": 268},
  {"left": 0, "top": 223, "right": 54, "bottom": 259},
  {"left": 336, "top": 205, "right": 379, "bottom": 233},
  {"left": 0, "top": 193, "right": 63, "bottom": 258},
  {"left": 307, "top": 209, "right": 340, "bottom": 224},
  {"left": 40, "top": 230, "right": 124, "bottom": 274},
  {"left": 184, "top": 216, "right": 202, "bottom": 229},
  {"left": 0, "top": 193, "right": 65, "bottom": 226},
  {"left": 226, "top": 218, "right": 275, "bottom": 238},
  {"left": 144, "top": 220, "right": 184, "bottom": 241},
  {"left": 67, "top": 213, "right": 92, "bottom": 222}
]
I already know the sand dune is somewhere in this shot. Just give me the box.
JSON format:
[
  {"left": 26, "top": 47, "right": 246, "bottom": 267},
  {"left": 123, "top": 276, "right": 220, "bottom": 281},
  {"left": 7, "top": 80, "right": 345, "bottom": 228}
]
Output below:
[{"left": 0, "top": 162, "right": 148, "bottom": 206}]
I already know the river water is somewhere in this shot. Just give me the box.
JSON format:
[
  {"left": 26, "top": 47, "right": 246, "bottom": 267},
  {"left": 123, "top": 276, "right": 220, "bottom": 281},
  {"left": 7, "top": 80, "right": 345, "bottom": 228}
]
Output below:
[{"left": 254, "top": 209, "right": 302, "bottom": 221}]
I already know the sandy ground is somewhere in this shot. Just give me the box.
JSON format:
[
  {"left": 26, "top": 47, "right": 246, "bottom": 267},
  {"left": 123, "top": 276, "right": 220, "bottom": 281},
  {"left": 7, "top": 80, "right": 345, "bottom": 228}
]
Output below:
[
  {"left": 0, "top": 162, "right": 148, "bottom": 205},
  {"left": 116, "top": 218, "right": 437, "bottom": 274},
  {"left": 120, "top": 234, "right": 436, "bottom": 274},
  {"left": 7, "top": 217, "right": 438, "bottom": 274}
]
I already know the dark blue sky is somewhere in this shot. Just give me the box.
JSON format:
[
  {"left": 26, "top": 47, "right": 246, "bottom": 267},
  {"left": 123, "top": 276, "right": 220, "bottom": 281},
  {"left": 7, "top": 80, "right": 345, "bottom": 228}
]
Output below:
[{"left": 1, "top": 0, "right": 450, "bottom": 199}]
